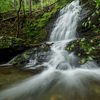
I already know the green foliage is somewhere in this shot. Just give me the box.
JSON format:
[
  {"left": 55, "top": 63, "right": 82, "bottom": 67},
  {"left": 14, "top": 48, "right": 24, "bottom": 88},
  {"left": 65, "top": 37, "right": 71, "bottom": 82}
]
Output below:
[
  {"left": 81, "top": 38, "right": 85, "bottom": 42},
  {"left": 0, "top": 0, "right": 73, "bottom": 44},
  {"left": 22, "top": 0, "right": 71, "bottom": 43},
  {"left": 95, "top": 30, "right": 100, "bottom": 33},
  {"left": 0, "top": 0, "right": 58, "bottom": 13},
  {"left": 82, "top": 0, "right": 100, "bottom": 30},
  {"left": 12, "top": 56, "right": 21, "bottom": 65},
  {"left": 23, "top": 18, "right": 48, "bottom": 43},
  {"left": 80, "top": 58, "right": 86, "bottom": 64},
  {"left": 0, "top": 0, "right": 14, "bottom": 13},
  {"left": 78, "top": 53, "right": 81, "bottom": 56},
  {"left": 12, "top": 61, "right": 17, "bottom": 65},
  {"left": 93, "top": 0, "right": 100, "bottom": 9},
  {"left": 79, "top": 38, "right": 95, "bottom": 56},
  {"left": 66, "top": 38, "right": 97, "bottom": 64},
  {"left": 93, "top": 25, "right": 96, "bottom": 28}
]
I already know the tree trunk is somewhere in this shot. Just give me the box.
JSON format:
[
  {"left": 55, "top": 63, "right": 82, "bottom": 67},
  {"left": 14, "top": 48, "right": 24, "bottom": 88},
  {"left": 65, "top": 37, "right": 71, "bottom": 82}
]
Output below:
[
  {"left": 41, "top": 0, "right": 44, "bottom": 9},
  {"left": 29, "top": 0, "right": 32, "bottom": 17},
  {"left": 14, "top": 0, "right": 17, "bottom": 12},
  {"left": 22, "top": 0, "right": 25, "bottom": 16},
  {"left": 16, "top": 0, "right": 22, "bottom": 38},
  {"left": 24, "top": 0, "right": 27, "bottom": 10},
  {"left": 49, "top": 0, "right": 51, "bottom": 6}
]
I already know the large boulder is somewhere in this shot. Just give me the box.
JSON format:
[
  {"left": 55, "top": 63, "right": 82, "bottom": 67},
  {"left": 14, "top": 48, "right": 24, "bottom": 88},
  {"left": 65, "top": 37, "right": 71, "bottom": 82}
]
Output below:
[
  {"left": 66, "top": 37, "right": 100, "bottom": 64},
  {"left": 0, "top": 36, "right": 30, "bottom": 64},
  {"left": 11, "top": 43, "right": 53, "bottom": 67}
]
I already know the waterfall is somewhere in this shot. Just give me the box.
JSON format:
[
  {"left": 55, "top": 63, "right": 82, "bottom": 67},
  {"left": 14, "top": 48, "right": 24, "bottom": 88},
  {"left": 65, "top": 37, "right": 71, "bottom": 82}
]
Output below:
[
  {"left": 0, "top": 0, "right": 100, "bottom": 100},
  {"left": 45, "top": 0, "right": 81, "bottom": 69},
  {"left": 50, "top": 0, "right": 80, "bottom": 41},
  {"left": 25, "top": 0, "right": 81, "bottom": 69}
]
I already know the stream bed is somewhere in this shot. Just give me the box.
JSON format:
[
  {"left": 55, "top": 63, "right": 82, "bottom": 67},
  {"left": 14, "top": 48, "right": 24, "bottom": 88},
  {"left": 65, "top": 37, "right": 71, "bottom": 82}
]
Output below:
[{"left": 0, "top": 66, "right": 40, "bottom": 91}]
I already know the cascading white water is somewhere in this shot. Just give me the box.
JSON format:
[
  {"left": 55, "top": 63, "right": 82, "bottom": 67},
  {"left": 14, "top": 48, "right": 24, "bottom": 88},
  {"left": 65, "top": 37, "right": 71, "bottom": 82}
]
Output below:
[
  {"left": 0, "top": 0, "right": 100, "bottom": 100},
  {"left": 50, "top": 0, "right": 80, "bottom": 41},
  {"left": 25, "top": 0, "right": 81, "bottom": 69}
]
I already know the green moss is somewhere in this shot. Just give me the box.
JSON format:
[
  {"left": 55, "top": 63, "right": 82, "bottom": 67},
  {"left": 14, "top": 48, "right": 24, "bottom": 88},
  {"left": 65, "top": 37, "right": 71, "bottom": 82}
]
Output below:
[
  {"left": 42, "top": 46, "right": 50, "bottom": 52},
  {"left": 0, "top": 36, "right": 12, "bottom": 48},
  {"left": 35, "top": 29, "right": 48, "bottom": 43},
  {"left": 12, "top": 61, "right": 17, "bottom": 65},
  {"left": 12, "top": 57, "right": 21, "bottom": 65},
  {"left": 22, "top": 50, "right": 33, "bottom": 59},
  {"left": 0, "top": 36, "right": 30, "bottom": 49}
]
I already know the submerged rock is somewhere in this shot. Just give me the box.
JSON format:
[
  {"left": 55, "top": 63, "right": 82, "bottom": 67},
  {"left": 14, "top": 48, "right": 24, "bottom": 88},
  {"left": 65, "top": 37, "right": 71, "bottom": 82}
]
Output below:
[{"left": 0, "top": 36, "right": 30, "bottom": 64}]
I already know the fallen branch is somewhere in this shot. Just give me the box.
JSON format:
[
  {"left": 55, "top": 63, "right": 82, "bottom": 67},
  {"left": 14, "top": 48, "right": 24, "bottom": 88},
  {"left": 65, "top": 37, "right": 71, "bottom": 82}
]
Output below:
[
  {"left": 2, "top": 16, "right": 17, "bottom": 22},
  {"left": 30, "top": 43, "right": 54, "bottom": 47},
  {"left": 11, "top": 18, "right": 18, "bottom": 28},
  {"left": 43, "top": 0, "right": 60, "bottom": 10}
]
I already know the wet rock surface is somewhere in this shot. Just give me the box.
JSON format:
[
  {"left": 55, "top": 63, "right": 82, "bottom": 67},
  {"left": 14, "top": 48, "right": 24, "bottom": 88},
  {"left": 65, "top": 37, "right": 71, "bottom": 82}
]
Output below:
[
  {"left": 67, "top": 0, "right": 100, "bottom": 64},
  {"left": 11, "top": 43, "right": 53, "bottom": 67}
]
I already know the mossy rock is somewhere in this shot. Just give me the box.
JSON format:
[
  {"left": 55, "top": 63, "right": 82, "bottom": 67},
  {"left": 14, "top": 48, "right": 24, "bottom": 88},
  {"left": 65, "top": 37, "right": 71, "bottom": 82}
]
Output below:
[
  {"left": 11, "top": 43, "right": 52, "bottom": 67},
  {"left": 0, "top": 36, "right": 12, "bottom": 48},
  {"left": 67, "top": 37, "right": 100, "bottom": 64},
  {"left": 0, "top": 36, "right": 30, "bottom": 49},
  {"left": 0, "top": 36, "right": 30, "bottom": 64}
]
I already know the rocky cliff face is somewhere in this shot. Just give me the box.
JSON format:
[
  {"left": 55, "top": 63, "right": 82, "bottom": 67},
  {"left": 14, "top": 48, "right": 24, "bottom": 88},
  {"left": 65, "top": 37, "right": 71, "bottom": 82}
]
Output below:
[
  {"left": 67, "top": 0, "right": 100, "bottom": 64},
  {"left": 77, "top": 0, "right": 100, "bottom": 38}
]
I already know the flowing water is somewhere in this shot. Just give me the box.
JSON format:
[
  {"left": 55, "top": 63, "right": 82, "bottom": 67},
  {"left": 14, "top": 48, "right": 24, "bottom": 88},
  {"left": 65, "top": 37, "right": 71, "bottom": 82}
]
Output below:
[{"left": 1, "top": 0, "right": 100, "bottom": 100}]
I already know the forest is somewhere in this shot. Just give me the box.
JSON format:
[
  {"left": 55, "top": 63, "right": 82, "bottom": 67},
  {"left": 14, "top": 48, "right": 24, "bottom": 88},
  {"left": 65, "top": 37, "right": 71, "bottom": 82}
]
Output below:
[
  {"left": 0, "top": 0, "right": 100, "bottom": 100},
  {"left": 0, "top": 0, "right": 68, "bottom": 43}
]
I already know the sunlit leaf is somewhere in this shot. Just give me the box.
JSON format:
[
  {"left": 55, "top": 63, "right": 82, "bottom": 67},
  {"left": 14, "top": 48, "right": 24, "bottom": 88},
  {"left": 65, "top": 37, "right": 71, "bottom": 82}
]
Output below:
[
  {"left": 84, "top": 22, "right": 87, "bottom": 27},
  {"left": 96, "top": 10, "right": 99, "bottom": 14},
  {"left": 86, "top": 51, "right": 90, "bottom": 54},
  {"left": 87, "top": 56, "right": 93, "bottom": 61},
  {"left": 78, "top": 53, "right": 81, "bottom": 56},
  {"left": 90, "top": 40, "right": 94, "bottom": 43},
  {"left": 81, "top": 38, "right": 85, "bottom": 42},
  {"left": 81, "top": 58, "right": 86, "bottom": 64},
  {"left": 93, "top": 25, "right": 96, "bottom": 28}
]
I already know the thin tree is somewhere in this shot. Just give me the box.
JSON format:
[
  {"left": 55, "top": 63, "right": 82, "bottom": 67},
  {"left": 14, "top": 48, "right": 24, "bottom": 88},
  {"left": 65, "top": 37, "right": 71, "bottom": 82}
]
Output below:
[
  {"left": 24, "top": 0, "right": 27, "bottom": 7},
  {"left": 49, "top": 0, "right": 51, "bottom": 6},
  {"left": 41, "top": 0, "right": 44, "bottom": 9},
  {"left": 22, "top": 0, "right": 25, "bottom": 16},
  {"left": 14, "top": 0, "right": 17, "bottom": 12},
  {"left": 16, "top": 0, "right": 22, "bottom": 38},
  {"left": 28, "top": 0, "right": 32, "bottom": 17}
]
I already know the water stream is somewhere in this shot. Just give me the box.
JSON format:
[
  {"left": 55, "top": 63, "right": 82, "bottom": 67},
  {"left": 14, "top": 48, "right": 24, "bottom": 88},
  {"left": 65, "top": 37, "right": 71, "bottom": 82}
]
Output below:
[{"left": 0, "top": 0, "right": 100, "bottom": 100}]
